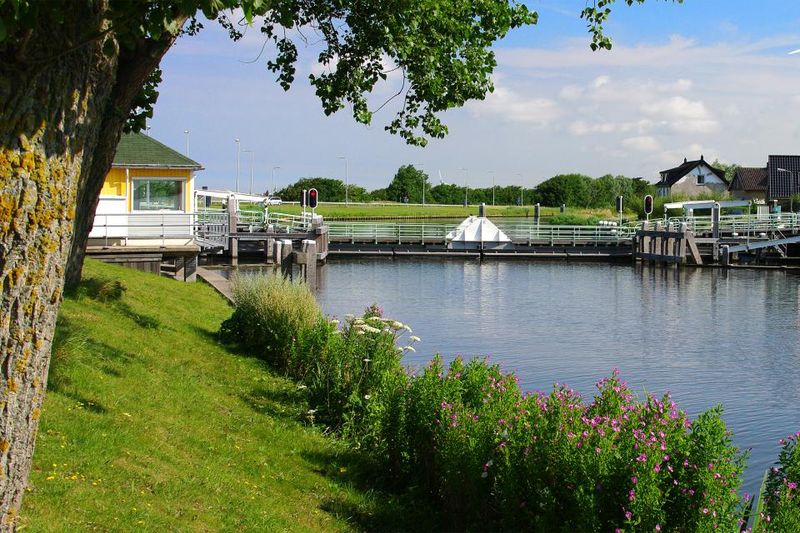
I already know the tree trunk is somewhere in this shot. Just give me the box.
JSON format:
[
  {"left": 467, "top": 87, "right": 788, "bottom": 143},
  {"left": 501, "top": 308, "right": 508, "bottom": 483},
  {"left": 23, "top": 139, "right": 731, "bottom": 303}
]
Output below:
[
  {"left": 64, "top": 37, "right": 176, "bottom": 291},
  {"left": 0, "top": 7, "right": 177, "bottom": 528}
]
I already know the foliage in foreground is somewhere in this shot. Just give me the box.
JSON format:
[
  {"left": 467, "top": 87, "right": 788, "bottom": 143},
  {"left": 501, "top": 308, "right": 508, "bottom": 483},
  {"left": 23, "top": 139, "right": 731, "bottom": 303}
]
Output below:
[{"left": 222, "top": 274, "right": 781, "bottom": 531}]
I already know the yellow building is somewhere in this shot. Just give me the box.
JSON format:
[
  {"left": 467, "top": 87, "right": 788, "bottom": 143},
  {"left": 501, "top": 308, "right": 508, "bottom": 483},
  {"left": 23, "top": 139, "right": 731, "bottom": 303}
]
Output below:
[{"left": 88, "top": 133, "right": 204, "bottom": 279}]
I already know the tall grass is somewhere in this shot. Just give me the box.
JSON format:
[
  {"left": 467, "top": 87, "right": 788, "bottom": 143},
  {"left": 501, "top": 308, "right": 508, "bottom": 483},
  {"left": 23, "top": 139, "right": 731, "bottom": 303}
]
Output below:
[{"left": 221, "top": 273, "right": 320, "bottom": 367}]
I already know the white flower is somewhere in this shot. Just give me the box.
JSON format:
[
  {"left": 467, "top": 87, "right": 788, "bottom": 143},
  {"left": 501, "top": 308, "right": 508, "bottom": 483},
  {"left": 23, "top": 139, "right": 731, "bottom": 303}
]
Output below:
[
  {"left": 364, "top": 394, "right": 371, "bottom": 400},
  {"left": 329, "top": 319, "right": 340, "bottom": 325},
  {"left": 487, "top": 460, "right": 494, "bottom": 467},
  {"left": 362, "top": 325, "right": 381, "bottom": 334},
  {"left": 344, "top": 313, "right": 355, "bottom": 320},
  {"left": 354, "top": 318, "right": 365, "bottom": 325},
  {"left": 391, "top": 321, "right": 404, "bottom": 330},
  {"left": 409, "top": 335, "right": 421, "bottom": 343},
  {"left": 356, "top": 330, "right": 366, "bottom": 335},
  {"left": 363, "top": 358, "right": 371, "bottom": 363},
  {"left": 297, "top": 384, "right": 308, "bottom": 390},
  {"left": 367, "top": 316, "right": 383, "bottom": 323},
  {"left": 403, "top": 346, "right": 416, "bottom": 353},
  {"left": 402, "top": 325, "right": 413, "bottom": 332}
]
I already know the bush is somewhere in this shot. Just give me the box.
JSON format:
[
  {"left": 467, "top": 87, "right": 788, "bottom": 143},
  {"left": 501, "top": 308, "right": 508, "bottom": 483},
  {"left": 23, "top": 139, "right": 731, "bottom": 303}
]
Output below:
[
  {"left": 756, "top": 432, "right": 800, "bottom": 531},
  {"left": 222, "top": 296, "right": 773, "bottom": 531},
  {"left": 220, "top": 273, "right": 320, "bottom": 367}
]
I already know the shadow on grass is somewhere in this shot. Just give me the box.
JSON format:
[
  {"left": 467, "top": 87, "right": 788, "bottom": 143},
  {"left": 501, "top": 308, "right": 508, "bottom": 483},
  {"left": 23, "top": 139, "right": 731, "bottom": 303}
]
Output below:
[
  {"left": 240, "top": 383, "right": 309, "bottom": 422},
  {"left": 302, "top": 448, "right": 441, "bottom": 532}
]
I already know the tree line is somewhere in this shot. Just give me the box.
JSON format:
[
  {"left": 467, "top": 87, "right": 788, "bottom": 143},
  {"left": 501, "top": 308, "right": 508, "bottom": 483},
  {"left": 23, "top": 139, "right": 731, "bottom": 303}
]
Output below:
[{"left": 276, "top": 165, "right": 657, "bottom": 210}]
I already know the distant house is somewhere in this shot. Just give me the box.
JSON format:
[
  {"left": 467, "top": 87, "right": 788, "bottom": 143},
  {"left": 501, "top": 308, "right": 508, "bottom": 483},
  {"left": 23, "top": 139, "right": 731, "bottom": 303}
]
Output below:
[
  {"left": 727, "top": 155, "right": 800, "bottom": 202},
  {"left": 656, "top": 156, "right": 728, "bottom": 197},
  {"left": 728, "top": 167, "right": 767, "bottom": 201}
]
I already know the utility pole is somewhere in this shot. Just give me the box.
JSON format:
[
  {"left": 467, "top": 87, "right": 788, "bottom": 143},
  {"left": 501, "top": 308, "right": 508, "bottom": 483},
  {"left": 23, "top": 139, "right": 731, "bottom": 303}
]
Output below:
[
  {"left": 338, "top": 156, "right": 349, "bottom": 204},
  {"left": 184, "top": 129, "right": 189, "bottom": 156},
  {"left": 234, "top": 138, "right": 240, "bottom": 192},
  {"left": 243, "top": 149, "right": 254, "bottom": 194},
  {"left": 460, "top": 167, "right": 469, "bottom": 206}
]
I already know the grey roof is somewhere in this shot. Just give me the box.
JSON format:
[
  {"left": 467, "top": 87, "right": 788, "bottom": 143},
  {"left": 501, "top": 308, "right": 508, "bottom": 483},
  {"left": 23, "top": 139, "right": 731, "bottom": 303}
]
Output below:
[
  {"left": 768, "top": 155, "right": 800, "bottom": 198},
  {"left": 730, "top": 167, "right": 767, "bottom": 192},
  {"left": 658, "top": 157, "right": 726, "bottom": 188},
  {"left": 112, "top": 133, "right": 202, "bottom": 169}
]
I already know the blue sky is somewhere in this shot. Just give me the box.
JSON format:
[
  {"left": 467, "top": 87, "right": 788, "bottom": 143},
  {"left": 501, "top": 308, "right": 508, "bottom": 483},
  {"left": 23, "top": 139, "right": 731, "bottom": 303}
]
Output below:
[{"left": 149, "top": 1, "right": 800, "bottom": 193}]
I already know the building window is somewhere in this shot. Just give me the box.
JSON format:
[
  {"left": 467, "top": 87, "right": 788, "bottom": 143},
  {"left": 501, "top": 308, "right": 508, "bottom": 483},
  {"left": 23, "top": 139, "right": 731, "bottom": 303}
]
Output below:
[
  {"left": 696, "top": 174, "right": 705, "bottom": 185},
  {"left": 133, "top": 179, "right": 184, "bottom": 211}
]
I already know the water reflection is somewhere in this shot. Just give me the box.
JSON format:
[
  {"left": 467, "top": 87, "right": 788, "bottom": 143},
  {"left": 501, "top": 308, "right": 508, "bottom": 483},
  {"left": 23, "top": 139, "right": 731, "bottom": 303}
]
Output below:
[{"left": 316, "top": 257, "right": 800, "bottom": 494}]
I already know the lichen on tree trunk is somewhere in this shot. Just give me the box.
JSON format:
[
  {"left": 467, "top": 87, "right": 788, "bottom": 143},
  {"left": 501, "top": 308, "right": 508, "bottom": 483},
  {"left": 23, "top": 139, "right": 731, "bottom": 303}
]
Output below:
[
  {"left": 0, "top": 6, "right": 117, "bottom": 528},
  {"left": 0, "top": 4, "right": 180, "bottom": 524}
]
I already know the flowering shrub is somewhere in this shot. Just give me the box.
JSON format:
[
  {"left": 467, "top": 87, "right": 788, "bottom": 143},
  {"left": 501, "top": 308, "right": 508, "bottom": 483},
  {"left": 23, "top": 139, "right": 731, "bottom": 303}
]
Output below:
[
  {"left": 756, "top": 433, "right": 800, "bottom": 531},
  {"left": 222, "top": 285, "right": 791, "bottom": 531}
]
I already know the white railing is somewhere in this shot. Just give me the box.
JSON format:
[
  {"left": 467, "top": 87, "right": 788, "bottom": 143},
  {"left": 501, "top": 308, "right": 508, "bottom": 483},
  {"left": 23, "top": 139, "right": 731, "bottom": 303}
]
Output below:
[
  {"left": 663, "top": 213, "right": 800, "bottom": 235},
  {"left": 326, "top": 221, "right": 635, "bottom": 244},
  {"left": 89, "top": 212, "right": 228, "bottom": 249},
  {"left": 265, "top": 211, "right": 316, "bottom": 232}
]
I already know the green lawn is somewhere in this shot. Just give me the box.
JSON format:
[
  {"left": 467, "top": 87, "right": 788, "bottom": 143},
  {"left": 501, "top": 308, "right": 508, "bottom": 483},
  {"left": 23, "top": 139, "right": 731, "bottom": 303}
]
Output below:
[
  {"left": 20, "top": 259, "right": 427, "bottom": 531},
  {"left": 271, "top": 203, "right": 619, "bottom": 220}
]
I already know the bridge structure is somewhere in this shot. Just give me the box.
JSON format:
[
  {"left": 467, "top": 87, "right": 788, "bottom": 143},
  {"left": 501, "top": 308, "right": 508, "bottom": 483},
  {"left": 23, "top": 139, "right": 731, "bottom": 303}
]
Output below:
[{"left": 86, "top": 200, "right": 800, "bottom": 277}]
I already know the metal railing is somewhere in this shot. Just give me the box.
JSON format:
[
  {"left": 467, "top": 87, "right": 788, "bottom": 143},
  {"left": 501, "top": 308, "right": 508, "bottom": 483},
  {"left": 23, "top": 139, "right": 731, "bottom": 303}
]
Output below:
[
  {"left": 326, "top": 221, "right": 636, "bottom": 245},
  {"left": 89, "top": 212, "right": 228, "bottom": 249},
  {"left": 663, "top": 213, "right": 800, "bottom": 235},
  {"left": 265, "top": 211, "right": 316, "bottom": 232}
]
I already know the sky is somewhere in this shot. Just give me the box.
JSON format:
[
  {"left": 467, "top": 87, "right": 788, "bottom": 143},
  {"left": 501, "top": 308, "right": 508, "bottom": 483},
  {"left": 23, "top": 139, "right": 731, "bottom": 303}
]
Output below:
[{"left": 149, "top": 0, "right": 800, "bottom": 193}]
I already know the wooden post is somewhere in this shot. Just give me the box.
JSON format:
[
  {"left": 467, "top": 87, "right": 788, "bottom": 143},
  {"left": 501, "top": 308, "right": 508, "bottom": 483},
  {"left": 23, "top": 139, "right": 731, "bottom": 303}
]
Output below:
[
  {"left": 712, "top": 203, "right": 720, "bottom": 240},
  {"left": 301, "top": 239, "right": 317, "bottom": 289},
  {"left": 265, "top": 237, "right": 275, "bottom": 263},
  {"left": 273, "top": 239, "right": 282, "bottom": 266},
  {"left": 721, "top": 244, "right": 730, "bottom": 266},
  {"left": 280, "top": 239, "right": 293, "bottom": 278},
  {"left": 184, "top": 254, "right": 197, "bottom": 282}
]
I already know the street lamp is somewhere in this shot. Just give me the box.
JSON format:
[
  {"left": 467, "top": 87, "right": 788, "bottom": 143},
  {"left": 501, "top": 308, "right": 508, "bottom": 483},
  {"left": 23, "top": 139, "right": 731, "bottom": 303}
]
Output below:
[
  {"left": 414, "top": 163, "right": 427, "bottom": 206},
  {"left": 777, "top": 168, "right": 798, "bottom": 211},
  {"left": 184, "top": 129, "right": 189, "bottom": 156},
  {"left": 338, "top": 156, "right": 349, "bottom": 204},
  {"left": 460, "top": 167, "right": 469, "bottom": 206},
  {"left": 271, "top": 166, "right": 281, "bottom": 196},
  {"left": 234, "top": 138, "right": 241, "bottom": 192},
  {"left": 242, "top": 149, "right": 254, "bottom": 194},
  {"left": 516, "top": 173, "right": 524, "bottom": 205},
  {"left": 489, "top": 170, "right": 496, "bottom": 206}
]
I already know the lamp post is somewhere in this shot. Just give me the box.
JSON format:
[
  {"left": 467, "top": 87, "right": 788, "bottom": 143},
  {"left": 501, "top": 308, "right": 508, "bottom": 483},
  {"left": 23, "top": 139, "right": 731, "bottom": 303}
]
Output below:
[
  {"left": 777, "top": 167, "right": 798, "bottom": 211},
  {"left": 234, "top": 138, "right": 241, "bottom": 192},
  {"left": 271, "top": 166, "right": 281, "bottom": 196},
  {"left": 414, "top": 163, "right": 427, "bottom": 206},
  {"left": 243, "top": 149, "right": 254, "bottom": 194},
  {"left": 516, "top": 173, "right": 523, "bottom": 205},
  {"left": 184, "top": 129, "right": 189, "bottom": 156},
  {"left": 460, "top": 167, "right": 469, "bottom": 206},
  {"left": 489, "top": 170, "right": 496, "bottom": 206},
  {"left": 338, "top": 156, "right": 349, "bottom": 204}
]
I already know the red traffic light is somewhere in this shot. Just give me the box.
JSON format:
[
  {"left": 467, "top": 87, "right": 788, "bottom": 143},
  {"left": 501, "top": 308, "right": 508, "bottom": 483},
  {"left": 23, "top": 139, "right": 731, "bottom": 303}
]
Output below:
[
  {"left": 644, "top": 194, "right": 654, "bottom": 215},
  {"left": 308, "top": 188, "right": 318, "bottom": 209}
]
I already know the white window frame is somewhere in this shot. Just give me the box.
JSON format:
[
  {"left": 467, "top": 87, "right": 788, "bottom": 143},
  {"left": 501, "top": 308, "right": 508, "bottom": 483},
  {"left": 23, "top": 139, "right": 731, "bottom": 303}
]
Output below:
[{"left": 131, "top": 176, "right": 186, "bottom": 213}]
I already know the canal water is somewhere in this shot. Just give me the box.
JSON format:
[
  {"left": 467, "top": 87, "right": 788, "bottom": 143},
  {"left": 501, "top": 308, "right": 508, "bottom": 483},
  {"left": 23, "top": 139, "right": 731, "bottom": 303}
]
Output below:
[{"left": 314, "top": 258, "right": 800, "bottom": 495}]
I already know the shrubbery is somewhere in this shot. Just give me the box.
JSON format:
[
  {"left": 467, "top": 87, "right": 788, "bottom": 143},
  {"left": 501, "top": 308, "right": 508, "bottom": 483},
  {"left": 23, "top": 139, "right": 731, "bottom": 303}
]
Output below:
[{"left": 222, "top": 273, "right": 797, "bottom": 531}]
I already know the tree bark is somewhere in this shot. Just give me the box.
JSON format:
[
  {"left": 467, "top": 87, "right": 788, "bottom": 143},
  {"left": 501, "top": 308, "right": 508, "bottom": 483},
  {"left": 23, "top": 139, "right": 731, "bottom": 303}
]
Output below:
[
  {"left": 64, "top": 36, "right": 177, "bottom": 291},
  {"left": 0, "top": 7, "right": 179, "bottom": 529}
]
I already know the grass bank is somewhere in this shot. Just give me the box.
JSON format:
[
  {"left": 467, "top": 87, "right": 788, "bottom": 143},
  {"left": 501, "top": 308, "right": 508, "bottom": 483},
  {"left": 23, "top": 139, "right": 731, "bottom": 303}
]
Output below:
[
  {"left": 20, "top": 259, "right": 430, "bottom": 531},
  {"left": 271, "top": 203, "right": 622, "bottom": 221}
]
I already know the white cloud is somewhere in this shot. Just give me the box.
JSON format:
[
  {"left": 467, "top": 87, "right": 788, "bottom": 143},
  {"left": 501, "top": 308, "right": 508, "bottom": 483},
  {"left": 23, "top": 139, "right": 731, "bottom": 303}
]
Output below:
[
  {"left": 622, "top": 136, "right": 660, "bottom": 152},
  {"left": 469, "top": 80, "right": 561, "bottom": 125},
  {"left": 640, "top": 96, "right": 718, "bottom": 133},
  {"left": 592, "top": 75, "right": 611, "bottom": 88},
  {"left": 559, "top": 85, "right": 584, "bottom": 100}
]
